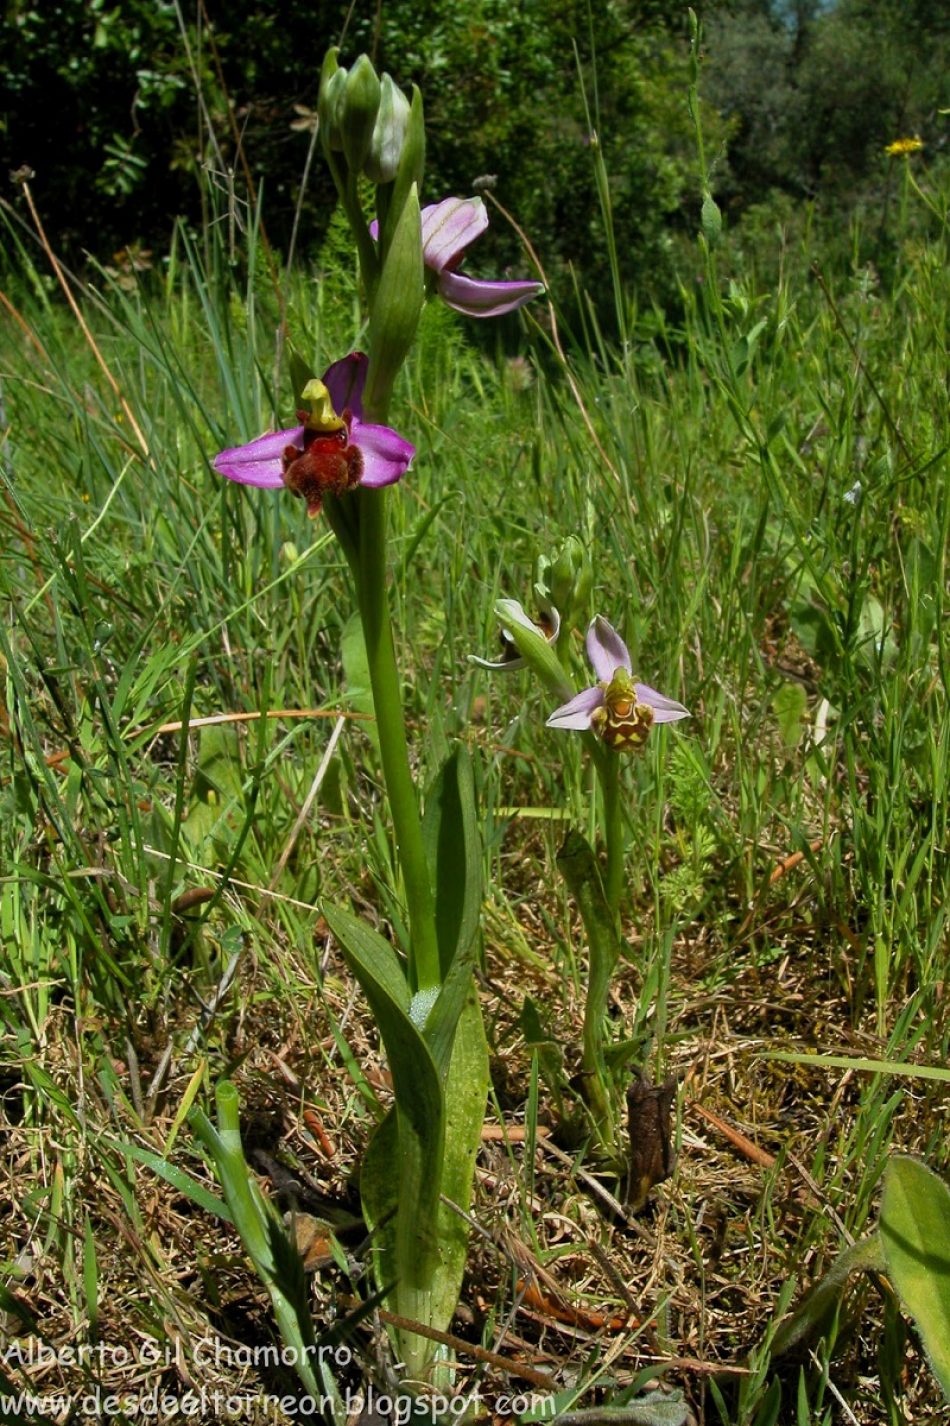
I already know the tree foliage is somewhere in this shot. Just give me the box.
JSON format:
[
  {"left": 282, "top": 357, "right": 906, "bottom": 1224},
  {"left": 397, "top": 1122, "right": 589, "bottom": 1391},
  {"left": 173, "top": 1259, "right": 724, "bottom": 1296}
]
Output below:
[
  {"left": 705, "top": 0, "right": 949, "bottom": 204},
  {"left": 2, "top": 0, "right": 947, "bottom": 302}
]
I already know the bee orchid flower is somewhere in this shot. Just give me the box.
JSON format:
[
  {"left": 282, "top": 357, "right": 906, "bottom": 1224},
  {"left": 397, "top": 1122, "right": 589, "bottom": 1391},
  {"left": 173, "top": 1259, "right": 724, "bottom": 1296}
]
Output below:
[
  {"left": 422, "top": 197, "right": 543, "bottom": 317},
  {"left": 373, "top": 196, "right": 543, "bottom": 319},
  {"left": 212, "top": 352, "right": 414, "bottom": 517},
  {"left": 547, "top": 617, "right": 689, "bottom": 750}
]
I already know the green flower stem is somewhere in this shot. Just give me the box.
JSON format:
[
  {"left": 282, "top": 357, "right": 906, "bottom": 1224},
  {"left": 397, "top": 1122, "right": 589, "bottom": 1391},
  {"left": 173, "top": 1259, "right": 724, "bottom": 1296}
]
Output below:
[
  {"left": 356, "top": 486, "right": 441, "bottom": 992},
  {"left": 557, "top": 832, "right": 619, "bottom": 1156},
  {"left": 598, "top": 749, "right": 624, "bottom": 927},
  {"left": 340, "top": 165, "right": 380, "bottom": 296}
]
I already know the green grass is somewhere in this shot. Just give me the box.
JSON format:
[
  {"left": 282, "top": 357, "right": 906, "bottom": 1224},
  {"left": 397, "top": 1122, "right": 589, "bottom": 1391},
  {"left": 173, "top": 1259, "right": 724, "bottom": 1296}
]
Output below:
[{"left": 1, "top": 157, "right": 948, "bottom": 1425}]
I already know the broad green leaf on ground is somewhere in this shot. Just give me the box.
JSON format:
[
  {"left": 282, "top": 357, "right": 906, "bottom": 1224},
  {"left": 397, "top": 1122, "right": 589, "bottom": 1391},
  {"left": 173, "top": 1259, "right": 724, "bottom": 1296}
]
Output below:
[
  {"left": 365, "top": 989, "right": 488, "bottom": 1378},
  {"left": 879, "top": 1155, "right": 950, "bottom": 1400}
]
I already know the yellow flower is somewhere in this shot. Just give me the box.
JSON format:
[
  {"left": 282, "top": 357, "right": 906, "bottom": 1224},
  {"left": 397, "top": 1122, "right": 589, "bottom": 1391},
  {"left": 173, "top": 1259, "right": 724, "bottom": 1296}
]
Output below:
[{"left": 884, "top": 135, "right": 924, "bottom": 157}]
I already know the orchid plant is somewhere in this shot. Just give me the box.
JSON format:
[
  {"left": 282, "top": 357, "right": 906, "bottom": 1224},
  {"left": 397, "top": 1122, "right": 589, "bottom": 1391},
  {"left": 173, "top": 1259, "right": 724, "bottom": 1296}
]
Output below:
[
  {"left": 195, "top": 50, "right": 542, "bottom": 1391},
  {"left": 477, "top": 594, "right": 688, "bottom": 1157}
]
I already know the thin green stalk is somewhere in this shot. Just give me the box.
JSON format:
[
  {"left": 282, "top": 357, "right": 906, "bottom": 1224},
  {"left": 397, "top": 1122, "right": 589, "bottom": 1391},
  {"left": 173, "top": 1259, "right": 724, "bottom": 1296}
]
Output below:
[
  {"left": 599, "top": 751, "right": 624, "bottom": 925},
  {"left": 557, "top": 832, "right": 619, "bottom": 1155},
  {"left": 357, "top": 487, "right": 440, "bottom": 992}
]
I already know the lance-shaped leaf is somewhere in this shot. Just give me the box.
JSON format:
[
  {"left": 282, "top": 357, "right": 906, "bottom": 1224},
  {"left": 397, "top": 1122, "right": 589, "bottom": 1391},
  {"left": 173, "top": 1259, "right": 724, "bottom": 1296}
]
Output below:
[
  {"left": 362, "top": 991, "right": 488, "bottom": 1378},
  {"left": 557, "top": 829, "right": 624, "bottom": 1151},
  {"left": 880, "top": 1155, "right": 950, "bottom": 1399},
  {"left": 321, "top": 903, "right": 444, "bottom": 1285},
  {"left": 423, "top": 747, "right": 481, "bottom": 983}
]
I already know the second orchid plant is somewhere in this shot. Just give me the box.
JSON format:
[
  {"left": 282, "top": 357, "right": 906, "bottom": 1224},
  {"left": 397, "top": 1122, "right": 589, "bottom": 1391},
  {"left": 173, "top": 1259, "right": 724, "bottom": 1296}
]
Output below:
[{"left": 478, "top": 576, "right": 688, "bottom": 1159}]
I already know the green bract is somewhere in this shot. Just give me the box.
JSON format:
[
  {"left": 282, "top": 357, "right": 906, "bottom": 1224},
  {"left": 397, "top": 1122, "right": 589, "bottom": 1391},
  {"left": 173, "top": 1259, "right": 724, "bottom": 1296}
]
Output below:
[
  {"left": 365, "top": 184, "right": 424, "bottom": 418},
  {"left": 317, "top": 49, "right": 346, "bottom": 154},
  {"left": 341, "top": 55, "right": 381, "bottom": 172}
]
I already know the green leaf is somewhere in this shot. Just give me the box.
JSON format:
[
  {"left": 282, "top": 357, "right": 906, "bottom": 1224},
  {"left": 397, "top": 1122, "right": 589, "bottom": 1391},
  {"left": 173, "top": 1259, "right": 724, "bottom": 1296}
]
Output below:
[
  {"left": 194, "top": 722, "right": 244, "bottom": 801},
  {"left": 363, "top": 991, "right": 488, "bottom": 1378},
  {"left": 770, "top": 1235, "right": 885, "bottom": 1360},
  {"left": 519, "top": 996, "right": 566, "bottom": 1114},
  {"left": 366, "top": 182, "right": 424, "bottom": 415},
  {"left": 557, "top": 829, "right": 622, "bottom": 1143},
  {"left": 395, "top": 492, "right": 462, "bottom": 581},
  {"left": 101, "top": 1134, "right": 233, "bottom": 1221},
  {"left": 772, "top": 681, "right": 807, "bottom": 750},
  {"left": 322, "top": 903, "right": 445, "bottom": 1286},
  {"left": 879, "top": 1155, "right": 950, "bottom": 1399},
  {"left": 422, "top": 747, "right": 482, "bottom": 982},
  {"left": 856, "top": 593, "right": 899, "bottom": 670},
  {"left": 751, "top": 1377, "right": 782, "bottom": 1426},
  {"left": 701, "top": 189, "right": 722, "bottom": 248},
  {"left": 789, "top": 598, "right": 843, "bottom": 670},
  {"left": 764, "top": 1052, "right": 950, "bottom": 1084},
  {"left": 189, "top": 1084, "right": 341, "bottom": 1418}
]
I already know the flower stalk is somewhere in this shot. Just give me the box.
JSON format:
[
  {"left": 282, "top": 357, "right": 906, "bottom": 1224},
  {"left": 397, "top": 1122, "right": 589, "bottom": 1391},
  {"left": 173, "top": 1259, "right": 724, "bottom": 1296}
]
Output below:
[
  {"left": 356, "top": 483, "right": 440, "bottom": 993},
  {"left": 598, "top": 748, "right": 624, "bottom": 926}
]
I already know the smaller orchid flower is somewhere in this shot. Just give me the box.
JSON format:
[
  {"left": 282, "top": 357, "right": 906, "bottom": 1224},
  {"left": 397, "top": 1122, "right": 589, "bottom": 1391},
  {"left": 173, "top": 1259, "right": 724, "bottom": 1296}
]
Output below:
[
  {"left": 212, "top": 352, "right": 414, "bottom": 517},
  {"left": 422, "top": 197, "right": 543, "bottom": 318},
  {"left": 547, "top": 617, "right": 689, "bottom": 751},
  {"left": 373, "top": 197, "right": 543, "bottom": 319},
  {"left": 470, "top": 599, "right": 560, "bottom": 671}
]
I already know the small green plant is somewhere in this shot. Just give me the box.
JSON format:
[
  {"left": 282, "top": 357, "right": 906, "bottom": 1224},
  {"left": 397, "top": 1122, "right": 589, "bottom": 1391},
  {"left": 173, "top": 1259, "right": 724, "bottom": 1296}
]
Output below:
[{"left": 769, "top": 1156, "right": 950, "bottom": 1403}]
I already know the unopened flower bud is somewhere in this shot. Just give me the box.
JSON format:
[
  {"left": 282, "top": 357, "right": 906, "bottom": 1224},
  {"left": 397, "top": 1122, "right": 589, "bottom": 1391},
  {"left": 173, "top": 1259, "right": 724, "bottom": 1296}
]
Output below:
[
  {"left": 548, "top": 536, "right": 592, "bottom": 628},
  {"left": 380, "top": 86, "right": 425, "bottom": 248},
  {"left": 341, "top": 55, "right": 381, "bottom": 173},
  {"left": 489, "top": 599, "right": 573, "bottom": 701},
  {"left": 318, "top": 50, "right": 347, "bottom": 154},
  {"left": 365, "top": 74, "right": 411, "bottom": 184}
]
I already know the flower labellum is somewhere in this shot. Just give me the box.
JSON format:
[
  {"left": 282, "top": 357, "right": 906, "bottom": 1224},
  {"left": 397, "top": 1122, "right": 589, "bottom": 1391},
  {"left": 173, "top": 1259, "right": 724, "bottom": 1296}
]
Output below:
[
  {"left": 547, "top": 616, "right": 689, "bottom": 751},
  {"left": 212, "top": 353, "right": 415, "bottom": 518}
]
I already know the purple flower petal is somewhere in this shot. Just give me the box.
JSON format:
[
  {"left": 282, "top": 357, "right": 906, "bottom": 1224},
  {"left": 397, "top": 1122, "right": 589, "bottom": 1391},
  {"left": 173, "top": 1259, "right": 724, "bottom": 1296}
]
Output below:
[
  {"left": 323, "top": 352, "right": 368, "bottom": 420},
  {"left": 586, "top": 617, "right": 632, "bottom": 682},
  {"left": 420, "top": 197, "right": 489, "bottom": 273},
  {"left": 351, "top": 419, "right": 415, "bottom": 488},
  {"left": 634, "top": 683, "right": 690, "bottom": 723},
  {"left": 213, "top": 426, "right": 304, "bottom": 488},
  {"left": 546, "top": 685, "right": 605, "bottom": 730},
  {"left": 437, "top": 270, "right": 544, "bottom": 319}
]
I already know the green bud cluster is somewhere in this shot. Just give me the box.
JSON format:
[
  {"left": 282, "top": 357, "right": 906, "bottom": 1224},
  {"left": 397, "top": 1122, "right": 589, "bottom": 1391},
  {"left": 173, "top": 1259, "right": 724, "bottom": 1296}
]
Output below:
[
  {"left": 536, "top": 536, "right": 592, "bottom": 635},
  {"left": 318, "top": 49, "right": 421, "bottom": 196},
  {"left": 318, "top": 49, "right": 428, "bottom": 420}
]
